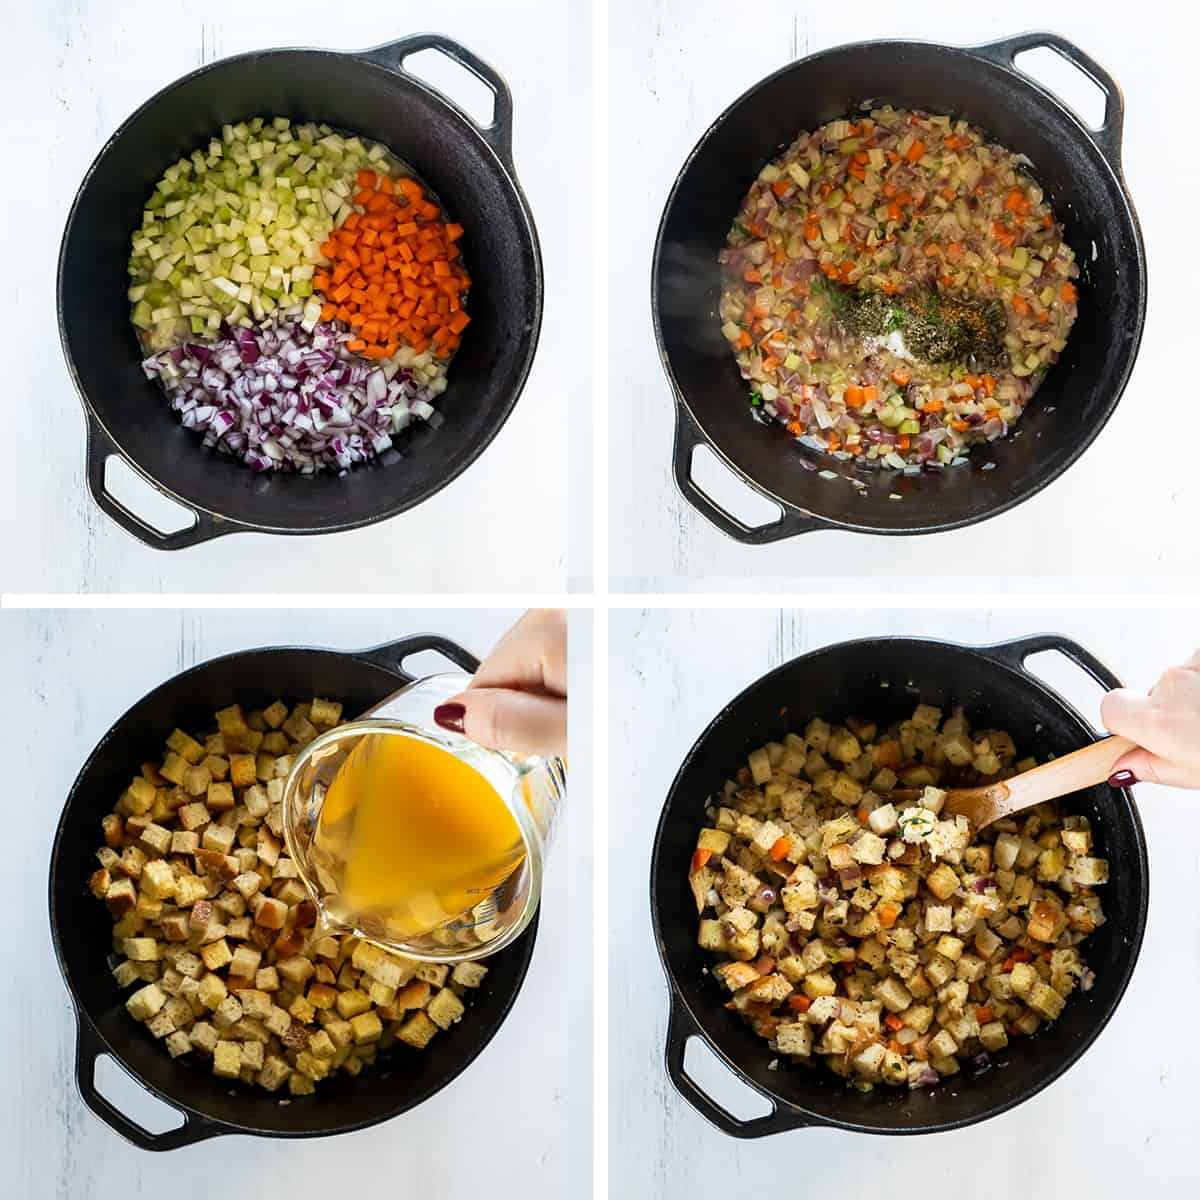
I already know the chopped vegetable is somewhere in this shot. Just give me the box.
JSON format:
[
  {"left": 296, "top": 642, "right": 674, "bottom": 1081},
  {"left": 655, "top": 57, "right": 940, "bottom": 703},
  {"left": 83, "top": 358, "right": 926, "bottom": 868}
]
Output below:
[
  {"left": 140, "top": 308, "right": 446, "bottom": 474},
  {"left": 719, "top": 106, "right": 1079, "bottom": 470}
]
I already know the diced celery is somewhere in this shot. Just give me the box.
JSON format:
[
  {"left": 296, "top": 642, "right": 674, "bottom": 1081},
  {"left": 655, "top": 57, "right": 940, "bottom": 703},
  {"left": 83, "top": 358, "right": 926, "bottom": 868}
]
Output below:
[{"left": 898, "top": 418, "right": 921, "bottom": 435}]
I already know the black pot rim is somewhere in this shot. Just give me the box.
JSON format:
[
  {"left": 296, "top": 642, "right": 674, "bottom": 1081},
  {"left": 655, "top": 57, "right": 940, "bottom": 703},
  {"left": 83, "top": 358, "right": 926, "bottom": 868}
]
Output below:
[
  {"left": 49, "top": 641, "right": 539, "bottom": 1141},
  {"left": 652, "top": 34, "right": 1148, "bottom": 537},
  {"left": 649, "top": 634, "right": 1149, "bottom": 1135},
  {"left": 58, "top": 39, "right": 544, "bottom": 538}
]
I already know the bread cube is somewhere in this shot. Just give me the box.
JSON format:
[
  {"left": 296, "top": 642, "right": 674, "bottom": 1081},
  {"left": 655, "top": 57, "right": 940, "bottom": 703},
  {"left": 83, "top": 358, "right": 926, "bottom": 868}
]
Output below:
[
  {"left": 775, "top": 1022, "right": 813, "bottom": 1057},
  {"left": 124, "top": 937, "right": 160, "bottom": 962},
  {"left": 1028, "top": 981, "right": 1066, "bottom": 1020},
  {"left": 257, "top": 1055, "right": 291, "bottom": 1092},
  {"left": 396, "top": 1011, "right": 439, "bottom": 1049},
  {"left": 875, "top": 976, "right": 912, "bottom": 1014},
  {"left": 350, "top": 1010, "right": 385, "bottom": 1044},
  {"left": 127, "top": 983, "right": 167, "bottom": 1021},
  {"left": 212, "top": 1041, "right": 241, "bottom": 1079},
  {"left": 309, "top": 698, "right": 343, "bottom": 727},
  {"left": 925, "top": 864, "right": 960, "bottom": 901}
]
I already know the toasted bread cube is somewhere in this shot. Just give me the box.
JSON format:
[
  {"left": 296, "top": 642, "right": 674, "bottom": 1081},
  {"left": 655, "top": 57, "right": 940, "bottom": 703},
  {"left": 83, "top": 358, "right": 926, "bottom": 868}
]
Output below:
[
  {"left": 159, "top": 752, "right": 189, "bottom": 787},
  {"left": 875, "top": 976, "right": 912, "bottom": 1014},
  {"left": 215, "top": 704, "right": 250, "bottom": 740},
  {"left": 139, "top": 859, "right": 175, "bottom": 901},
  {"left": 1010, "top": 962, "right": 1038, "bottom": 999},
  {"left": 101, "top": 812, "right": 125, "bottom": 848},
  {"left": 251, "top": 896, "right": 287, "bottom": 931},
  {"left": 348, "top": 1010, "right": 383, "bottom": 1044},
  {"left": 231, "top": 872, "right": 261, "bottom": 901},
  {"left": 335, "top": 988, "right": 372, "bottom": 1019},
  {"left": 308, "top": 697, "right": 342, "bottom": 728},
  {"left": 126, "top": 983, "right": 167, "bottom": 1021},
  {"left": 1062, "top": 827, "right": 1092, "bottom": 855},
  {"left": 211, "top": 1040, "right": 241, "bottom": 1079},
  {"left": 928, "top": 1028, "right": 958, "bottom": 1059},
  {"left": 175, "top": 802, "right": 209, "bottom": 833},
  {"left": 124, "top": 937, "right": 160, "bottom": 962},
  {"left": 979, "top": 1020, "right": 1009, "bottom": 1052},
  {"left": 416, "top": 963, "right": 450, "bottom": 988},
  {"left": 1072, "top": 856, "right": 1109, "bottom": 886},
  {"left": 163, "top": 1030, "right": 192, "bottom": 1058},
  {"left": 170, "top": 866, "right": 207, "bottom": 904},
  {"left": 935, "top": 935, "right": 964, "bottom": 962},
  {"left": 450, "top": 962, "right": 488, "bottom": 989},
  {"left": 775, "top": 1022, "right": 813, "bottom": 1057},
  {"left": 259, "top": 700, "right": 287, "bottom": 729},
  {"left": 166, "top": 831, "right": 197, "bottom": 857},
  {"left": 185, "top": 1021, "right": 217, "bottom": 1056},
  {"left": 426, "top": 989, "right": 466, "bottom": 1031},
  {"left": 201, "top": 824, "right": 237, "bottom": 855},
  {"left": 253, "top": 1054, "right": 288, "bottom": 1092},
  {"left": 139, "top": 823, "right": 172, "bottom": 856},
  {"left": 264, "top": 1005, "right": 292, "bottom": 1039},
  {"left": 166, "top": 728, "right": 205, "bottom": 764},
  {"left": 228, "top": 945, "right": 262, "bottom": 979},
  {"left": 182, "top": 763, "right": 212, "bottom": 797},
  {"left": 283, "top": 712, "right": 317, "bottom": 743},
  {"left": 212, "top": 995, "right": 243, "bottom": 1031},
  {"left": 105, "top": 877, "right": 137, "bottom": 916},
  {"left": 850, "top": 831, "right": 887, "bottom": 865},
  {"left": 229, "top": 754, "right": 257, "bottom": 789},
  {"left": 206, "top": 781, "right": 235, "bottom": 814},
  {"left": 1028, "top": 981, "right": 1066, "bottom": 1020},
  {"left": 200, "top": 938, "right": 233, "bottom": 972},
  {"left": 396, "top": 1011, "right": 439, "bottom": 1049},
  {"left": 277, "top": 955, "right": 316, "bottom": 986},
  {"left": 926, "top": 864, "right": 960, "bottom": 901},
  {"left": 288, "top": 1070, "right": 316, "bottom": 1096},
  {"left": 287, "top": 995, "right": 316, "bottom": 1024},
  {"left": 197, "top": 973, "right": 228, "bottom": 1012},
  {"left": 307, "top": 983, "right": 337, "bottom": 1011}
]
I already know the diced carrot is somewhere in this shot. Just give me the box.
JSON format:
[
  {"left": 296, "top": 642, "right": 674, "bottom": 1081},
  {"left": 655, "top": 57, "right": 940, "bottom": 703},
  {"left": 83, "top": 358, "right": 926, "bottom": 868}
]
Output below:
[
  {"left": 744, "top": 268, "right": 762, "bottom": 284},
  {"left": 845, "top": 385, "right": 866, "bottom": 409},
  {"left": 950, "top": 419, "right": 969, "bottom": 433},
  {"left": 690, "top": 848, "right": 713, "bottom": 875},
  {"left": 769, "top": 837, "right": 791, "bottom": 862},
  {"left": 856, "top": 808, "right": 870, "bottom": 824},
  {"left": 345, "top": 338, "right": 367, "bottom": 352},
  {"left": 874, "top": 739, "right": 902, "bottom": 767},
  {"left": 884, "top": 1014, "right": 905, "bottom": 1032},
  {"left": 1005, "top": 187, "right": 1028, "bottom": 213},
  {"left": 976, "top": 1006, "right": 993, "bottom": 1024},
  {"left": 862, "top": 384, "right": 878, "bottom": 403},
  {"left": 1011, "top": 295, "right": 1030, "bottom": 316},
  {"left": 789, "top": 994, "right": 812, "bottom": 1013},
  {"left": 891, "top": 367, "right": 911, "bottom": 386},
  {"left": 905, "top": 139, "right": 926, "bottom": 162},
  {"left": 897, "top": 434, "right": 911, "bottom": 451},
  {"left": 879, "top": 903, "right": 899, "bottom": 929},
  {"left": 771, "top": 179, "right": 791, "bottom": 197},
  {"left": 1061, "top": 282, "right": 1078, "bottom": 304},
  {"left": 922, "top": 398, "right": 944, "bottom": 413}
]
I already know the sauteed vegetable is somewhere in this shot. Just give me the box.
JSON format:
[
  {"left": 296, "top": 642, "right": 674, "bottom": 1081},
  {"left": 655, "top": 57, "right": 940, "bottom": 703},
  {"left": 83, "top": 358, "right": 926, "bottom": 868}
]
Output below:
[{"left": 720, "top": 108, "right": 1079, "bottom": 469}]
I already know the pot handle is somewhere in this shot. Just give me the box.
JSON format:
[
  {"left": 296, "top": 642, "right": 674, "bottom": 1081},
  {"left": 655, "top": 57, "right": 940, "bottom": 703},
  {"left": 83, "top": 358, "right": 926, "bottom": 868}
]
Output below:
[
  {"left": 665, "top": 1001, "right": 815, "bottom": 1138},
  {"left": 672, "top": 400, "right": 826, "bottom": 545},
  {"left": 362, "top": 34, "right": 515, "bottom": 167},
  {"left": 970, "top": 31, "right": 1125, "bottom": 169},
  {"left": 976, "top": 633, "right": 1125, "bottom": 694},
  {"left": 75, "top": 1016, "right": 226, "bottom": 1151},
  {"left": 86, "top": 418, "right": 228, "bottom": 551},
  {"left": 359, "top": 633, "right": 481, "bottom": 680}
]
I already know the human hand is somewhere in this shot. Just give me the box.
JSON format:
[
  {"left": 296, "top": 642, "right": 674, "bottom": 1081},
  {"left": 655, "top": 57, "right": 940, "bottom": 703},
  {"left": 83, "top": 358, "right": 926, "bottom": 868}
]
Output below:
[
  {"left": 433, "top": 610, "right": 567, "bottom": 756},
  {"left": 1100, "top": 649, "right": 1200, "bottom": 788}
]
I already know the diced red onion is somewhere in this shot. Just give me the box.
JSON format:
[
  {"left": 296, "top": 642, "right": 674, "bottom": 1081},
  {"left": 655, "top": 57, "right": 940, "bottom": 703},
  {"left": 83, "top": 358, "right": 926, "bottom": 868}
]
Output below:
[{"left": 141, "top": 311, "right": 443, "bottom": 474}]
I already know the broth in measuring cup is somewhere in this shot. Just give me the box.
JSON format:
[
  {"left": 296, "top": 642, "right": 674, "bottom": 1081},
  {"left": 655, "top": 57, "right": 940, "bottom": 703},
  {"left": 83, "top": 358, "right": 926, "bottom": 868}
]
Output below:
[{"left": 311, "top": 732, "right": 525, "bottom": 941}]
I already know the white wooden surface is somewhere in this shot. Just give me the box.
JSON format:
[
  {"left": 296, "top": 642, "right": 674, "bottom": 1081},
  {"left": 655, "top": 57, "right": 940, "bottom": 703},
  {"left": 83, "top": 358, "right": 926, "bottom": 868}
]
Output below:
[
  {"left": 0, "top": 608, "right": 589, "bottom": 1199},
  {"left": 609, "top": 607, "right": 1200, "bottom": 1195},
  {"left": 608, "top": 0, "right": 1200, "bottom": 591},
  {"left": 0, "top": 0, "right": 585, "bottom": 593}
]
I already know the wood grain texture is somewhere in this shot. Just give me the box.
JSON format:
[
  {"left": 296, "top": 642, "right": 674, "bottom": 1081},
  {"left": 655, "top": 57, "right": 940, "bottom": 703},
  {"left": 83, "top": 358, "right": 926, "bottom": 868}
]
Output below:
[
  {"left": 0, "top": 608, "right": 588, "bottom": 1198},
  {"left": 609, "top": 0, "right": 1200, "bottom": 591},
  {"left": 0, "top": 0, "right": 584, "bottom": 593},
  {"left": 610, "top": 607, "right": 1200, "bottom": 1195}
]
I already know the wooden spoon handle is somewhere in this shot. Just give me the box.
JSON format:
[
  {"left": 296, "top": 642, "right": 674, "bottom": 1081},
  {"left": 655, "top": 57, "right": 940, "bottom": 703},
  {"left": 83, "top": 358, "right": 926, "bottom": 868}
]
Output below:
[{"left": 1003, "top": 735, "right": 1138, "bottom": 811}]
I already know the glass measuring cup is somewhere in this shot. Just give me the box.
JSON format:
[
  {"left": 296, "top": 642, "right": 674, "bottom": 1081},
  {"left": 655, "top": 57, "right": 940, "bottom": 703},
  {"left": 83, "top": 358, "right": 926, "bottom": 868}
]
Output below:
[{"left": 281, "top": 672, "right": 565, "bottom": 962}]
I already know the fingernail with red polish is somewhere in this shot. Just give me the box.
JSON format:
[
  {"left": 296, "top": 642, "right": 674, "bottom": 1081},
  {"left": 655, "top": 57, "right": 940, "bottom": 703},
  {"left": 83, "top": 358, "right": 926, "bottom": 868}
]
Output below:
[
  {"left": 433, "top": 703, "right": 466, "bottom": 734},
  {"left": 1108, "top": 770, "right": 1137, "bottom": 788}
]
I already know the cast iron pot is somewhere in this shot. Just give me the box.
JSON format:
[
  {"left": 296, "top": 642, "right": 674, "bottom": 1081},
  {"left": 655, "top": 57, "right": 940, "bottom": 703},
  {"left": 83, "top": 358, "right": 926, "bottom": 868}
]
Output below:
[
  {"left": 650, "top": 634, "right": 1148, "bottom": 1136},
  {"left": 59, "top": 34, "right": 542, "bottom": 549},
  {"left": 50, "top": 633, "right": 539, "bottom": 1149},
  {"left": 653, "top": 33, "right": 1146, "bottom": 543}
]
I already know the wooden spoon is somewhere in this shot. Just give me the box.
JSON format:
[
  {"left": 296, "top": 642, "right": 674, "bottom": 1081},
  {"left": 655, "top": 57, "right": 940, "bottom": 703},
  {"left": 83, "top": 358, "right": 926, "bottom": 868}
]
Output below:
[{"left": 890, "top": 736, "right": 1137, "bottom": 832}]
